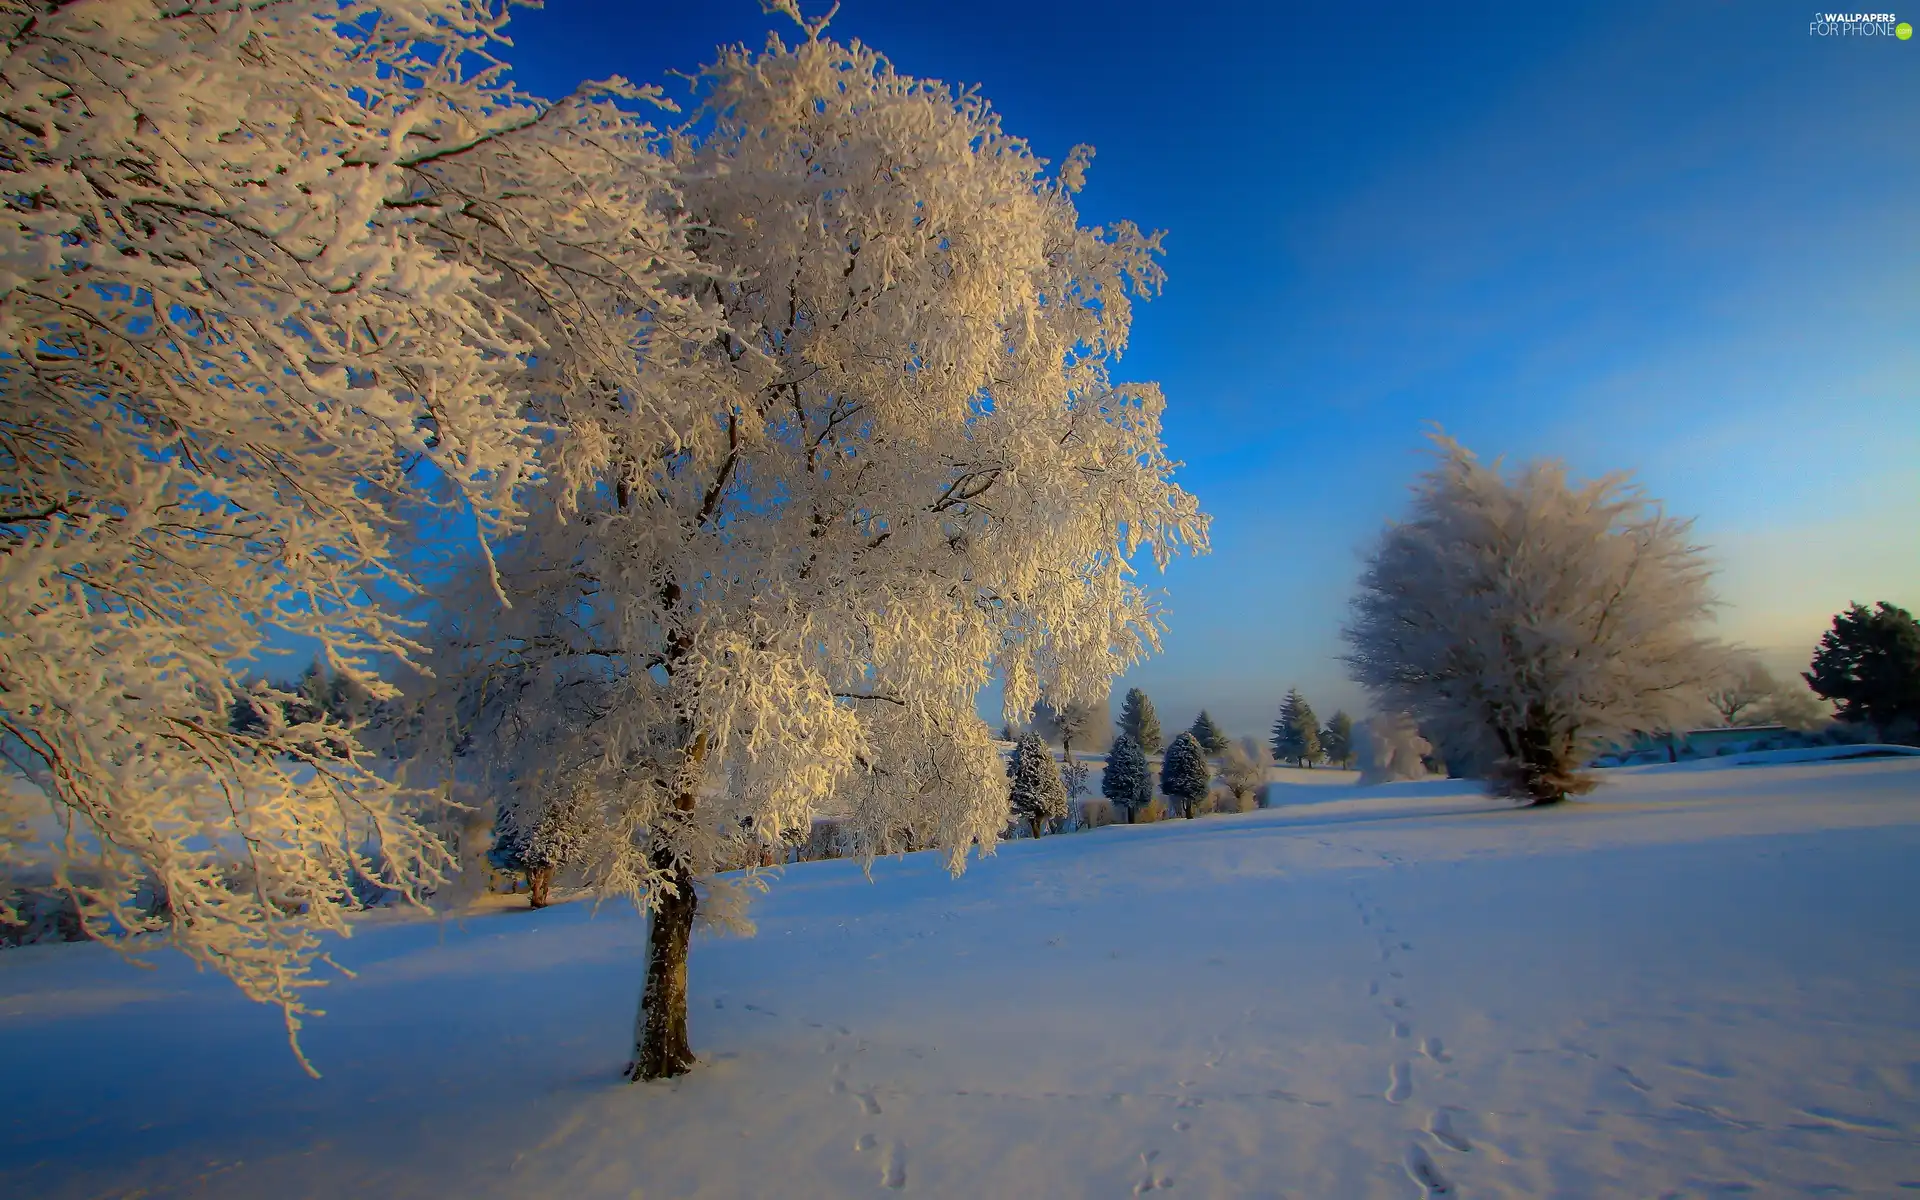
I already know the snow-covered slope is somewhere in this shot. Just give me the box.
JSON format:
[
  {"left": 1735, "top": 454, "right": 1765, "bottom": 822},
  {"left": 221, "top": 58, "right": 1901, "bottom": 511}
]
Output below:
[{"left": 4, "top": 760, "right": 1919, "bottom": 1197}]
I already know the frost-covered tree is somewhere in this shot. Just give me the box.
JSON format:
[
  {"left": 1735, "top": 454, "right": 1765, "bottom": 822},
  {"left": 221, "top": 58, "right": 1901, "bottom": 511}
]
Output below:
[
  {"left": 0, "top": 0, "right": 693, "bottom": 1069},
  {"left": 1708, "top": 653, "right": 1781, "bottom": 726},
  {"left": 1118, "top": 687, "right": 1164, "bottom": 754},
  {"left": 1699, "top": 654, "right": 1829, "bottom": 735},
  {"left": 1271, "top": 688, "right": 1321, "bottom": 767},
  {"left": 1750, "top": 681, "right": 1830, "bottom": 733},
  {"left": 1343, "top": 435, "right": 1722, "bottom": 804},
  {"left": 1320, "top": 710, "right": 1355, "bottom": 769},
  {"left": 1031, "top": 697, "right": 1102, "bottom": 759},
  {"left": 1217, "top": 737, "right": 1265, "bottom": 810},
  {"left": 1805, "top": 602, "right": 1920, "bottom": 739},
  {"left": 432, "top": 17, "right": 1207, "bottom": 1081},
  {"left": 1354, "top": 713, "right": 1432, "bottom": 785},
  {"left": 490, "top": 790, "right": 587, "bottom": 909},
  {"left": 1159, "top": 732, "right": 1212, "bottom": 819},
  {"left": 1189, "top": 710, "right": 1230, "bottom": 755},
  {"left": 1007, "top": 733, "right": 1069, "bottom": 838},
  {"left": 1100, "top": 733, "right": 1152, "bottom": 823}
]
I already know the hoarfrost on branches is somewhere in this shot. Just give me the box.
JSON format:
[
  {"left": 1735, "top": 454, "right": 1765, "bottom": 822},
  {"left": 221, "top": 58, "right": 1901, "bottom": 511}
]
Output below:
[
  {"left": 1342, "top": 434, "right": 1722, "bottom": 803},
  {"left": 1353, "top": 713, "right": 1432, "bottom": 785},
  {"left": 1006, "top": 732, "right": 1069, "bottom": 838},
  {"left": 0, "top": 0, "right": 693, "bottom": 1068},
  {"left": 428, "top": 20, "right": 1208, "bottom": 1078}
]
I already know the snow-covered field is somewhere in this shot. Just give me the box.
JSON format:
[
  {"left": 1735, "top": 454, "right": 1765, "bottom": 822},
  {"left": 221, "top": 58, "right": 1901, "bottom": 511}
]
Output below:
[{"left": 5, "top": 756, "right": 1920, "bottom": 1198}]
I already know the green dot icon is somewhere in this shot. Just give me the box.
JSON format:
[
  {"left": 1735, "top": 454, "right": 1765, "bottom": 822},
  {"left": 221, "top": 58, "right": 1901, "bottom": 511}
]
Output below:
[{"left": 1900, "top": 21, "right": 1914, "bottom": 39}]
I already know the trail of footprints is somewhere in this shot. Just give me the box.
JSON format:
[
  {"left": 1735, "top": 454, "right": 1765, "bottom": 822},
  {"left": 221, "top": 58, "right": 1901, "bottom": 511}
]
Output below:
[
  {"left": 834, "top": 1064, "right": 907, "bottom": 1189},
  {"left": 1350, "top": 884, "right": 1468, "bottom": 1197}
]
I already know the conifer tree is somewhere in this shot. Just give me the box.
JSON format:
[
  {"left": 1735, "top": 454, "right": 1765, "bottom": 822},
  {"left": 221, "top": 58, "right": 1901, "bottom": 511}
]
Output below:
[
  {"left": 1100, "top": 734, "right": 1153, "bottom": 823},
  {"left": 1159, "top": 732, "right": 1212, "bottom": 819},
  {"left": 1294, "top": 697, "right": 1322, "bottom": 767},
  {"left": 1189, "top": 710, "right": 1230, "bottom": 755},
  {"left": 1805, "top": 602, "right": 1920, "bottom": 738},
  {"left": 1007, "top": 733, "right": 1070, "bottom": 838},
  {"left": 1321, "top": 710, "right": 1356, "bottom": 769},
  {"left": 1271, "top": 688, "right": 1322, "bottom": 767},
  {"left": 1118, "top": 687, "right": 1164, "bottom": 754}
]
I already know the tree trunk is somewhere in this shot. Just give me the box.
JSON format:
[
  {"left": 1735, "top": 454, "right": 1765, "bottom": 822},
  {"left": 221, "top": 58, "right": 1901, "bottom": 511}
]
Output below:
[
  {"left": 1029, "top": 815, "right": 1044, "bottom": 839},
  {"left": 627, "top": 856, "right": 698, "bottom": 1082},
  {"left": 527, "top": 865, "right": 554, "bottom": 909}
]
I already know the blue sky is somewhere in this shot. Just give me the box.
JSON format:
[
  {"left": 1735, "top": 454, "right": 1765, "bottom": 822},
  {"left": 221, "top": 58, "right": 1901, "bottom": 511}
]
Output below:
[{"left": 499, "top": 0, "right": 1918, "bottom": 741}]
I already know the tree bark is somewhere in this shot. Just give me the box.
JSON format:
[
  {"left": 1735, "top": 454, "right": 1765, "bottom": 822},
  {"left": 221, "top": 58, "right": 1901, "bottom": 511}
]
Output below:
[
  {"left": 527, "top": 865, "right": 554, "bottom": 909},
  {"left": 627, "top": 854, "right": 698, "bottom": 1081}
]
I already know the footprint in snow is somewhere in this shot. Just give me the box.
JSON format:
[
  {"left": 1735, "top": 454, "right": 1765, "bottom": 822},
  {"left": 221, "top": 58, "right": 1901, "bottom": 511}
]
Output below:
[
  {"left": 1421, "top": 1037, "right": 1451, "bottom": 1064},
  {"left": 882, "top": 1141, "right": 907, "bottom": 1189},
  {"left": 1392, "top": 1020, "right": 1412, "bottom": 1039},
  {"left": 1403, "top": 1143, "right": 1454, "bottom": 1196},
  {"left": 1428, "top": 1109, "right": 1472, "bottom": 1153},
  {"left": 1132, "top": 1150, "right": 1174, "bottom": 1194},
  {"left": 1386, "top": 1061, "right": 1413, "bottom": 1104}
]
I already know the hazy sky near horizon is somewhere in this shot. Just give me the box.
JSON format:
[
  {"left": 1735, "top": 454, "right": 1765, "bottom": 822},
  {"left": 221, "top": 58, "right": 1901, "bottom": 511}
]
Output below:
[{"left": 500, "top": 0, "right": 1918, "bottom": 741}]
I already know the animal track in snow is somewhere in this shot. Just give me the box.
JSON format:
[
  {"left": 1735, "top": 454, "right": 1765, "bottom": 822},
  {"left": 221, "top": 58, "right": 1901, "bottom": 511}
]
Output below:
[
  {"left": 1615, "top": 1065, "right": 1653, "bottom": 1093},
  {"left": 1265, "top": 1088, "right": 1332, "bottom": 1108},
  {"left": 1799, "top": 1106, "right": 1900, "bottom": 1132},
  {"left": 1386, "top": 1061, "right": 1413, "bottom": 1104},
  {"left": 1403, "top": 1143, "right": 1454, "bottom": 1196}
]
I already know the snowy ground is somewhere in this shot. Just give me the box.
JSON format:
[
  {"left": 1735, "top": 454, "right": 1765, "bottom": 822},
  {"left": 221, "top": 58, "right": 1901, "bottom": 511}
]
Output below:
[{"left": 5, "top": 757, "right": 1920, "bottom": 1198}]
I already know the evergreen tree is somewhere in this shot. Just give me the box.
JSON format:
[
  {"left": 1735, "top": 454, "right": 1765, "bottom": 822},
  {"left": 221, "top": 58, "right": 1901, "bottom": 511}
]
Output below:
[
  {"left": 1320, "top": 710, "right": 1355, "bottom": 769},
  {"left": 1118, "top": 687, "right": 1164, "bottom": 754},
  {"left": 1159, "top": 732, "right": 1212, "bottom": 819},
  {"left": 294, "top": 658, "right": 329, "bottom": 726},
  {"left": 1007, "top": 733, "right": 1069, "bottom": 838},
  {"left": 1189, "top": 710, "right": 1230, "bottom": 755},
  {"left": 1100, "top": 734, "right": 1153, "bottom": 823},
  {"left": 1805, "top": 602, "right": 1920, "bottom": 738},
  {"left": 1294, "top": 698, "right": 1321, "bottom": 767},
  {"left": 1271, "top": 688, "right": 1322, "bottom": 767}
]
